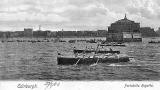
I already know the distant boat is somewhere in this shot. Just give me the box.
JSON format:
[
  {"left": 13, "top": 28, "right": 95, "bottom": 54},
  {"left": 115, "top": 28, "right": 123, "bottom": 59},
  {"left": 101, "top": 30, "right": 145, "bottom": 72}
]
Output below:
[
  {"left": 86, "top": 39, "right": 97, "bottom": 43},
  {"left": 68, "top": 40, "right": 76, "bottom": 43},
  {"left": 59, "top": 40, "right": 66, "bottom": 42},
  {"left": 151, "top": 37, "right": 156, "bottom": 39},
  {"left": 148, "top": 41, "right": 160, "bottom": 43},
  {"left": 73, "top": 49, "right": 120, "bottom": 54},
  {"left": 100, "top": 42, "right": 126, "bottom": 47},
  {"left": 99, "top": 44, "right": 126, "bottom": 47}
]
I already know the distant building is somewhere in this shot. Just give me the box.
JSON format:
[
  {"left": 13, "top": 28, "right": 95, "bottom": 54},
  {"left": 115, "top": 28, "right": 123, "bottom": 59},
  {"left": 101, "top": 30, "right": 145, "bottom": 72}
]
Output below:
[
  {"left": 140, "top": 27, "right": 158, "bottom": 37},
  {"left": 33, "top": 30, "right": 51, "bottom": 38},
  {"left": 97, "top": 30, "right": 107, "bottom": 37},
  {"left": 24, "top": 28, "right": 33, "bottom": 37},
  {"left": 107, "top": 14, "right": 142, "bottom": 42},
  {"left": 156, "top": 27, "right": 160, "bottom": 36}
]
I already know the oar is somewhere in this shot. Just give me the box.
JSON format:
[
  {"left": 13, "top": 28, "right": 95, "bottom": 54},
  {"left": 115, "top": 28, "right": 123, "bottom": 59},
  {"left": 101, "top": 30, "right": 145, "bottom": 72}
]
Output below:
[
  {"left": 90, "top": 44, "right": 100, "bottom": 66},
  {"left": 95, "top": 58, "right": 100, "bottom": 65},
  {"left": 74, "top": 58, "right": 81, "bottom": 66},
  {"left": 90, "top": 58, "right": 99, "bottom": 66},
  {"left": 74, "top": 45, "right": 87, "bottom": 66}
]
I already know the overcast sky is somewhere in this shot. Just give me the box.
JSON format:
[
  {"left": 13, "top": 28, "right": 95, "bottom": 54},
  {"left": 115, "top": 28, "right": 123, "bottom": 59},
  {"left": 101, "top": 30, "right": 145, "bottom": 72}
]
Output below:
[{"left": 0, "top": 0, "right": 160, "bottom": 31}]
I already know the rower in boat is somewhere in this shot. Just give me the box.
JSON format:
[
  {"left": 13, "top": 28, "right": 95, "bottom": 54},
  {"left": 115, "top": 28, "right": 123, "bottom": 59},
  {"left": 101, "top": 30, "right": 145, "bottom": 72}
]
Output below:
[
  {"left": 57, "top": 44, "right": 131, "bottom": 65},
  {"left": 109, "top": 48, "right": 113, "bottom": 52}
]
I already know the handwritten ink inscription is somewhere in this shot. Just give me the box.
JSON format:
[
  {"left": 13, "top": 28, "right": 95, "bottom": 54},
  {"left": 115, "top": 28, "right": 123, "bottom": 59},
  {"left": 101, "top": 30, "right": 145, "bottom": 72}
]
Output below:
[{"left": 44, "top": 81, "right": 60, "bottom": 90}]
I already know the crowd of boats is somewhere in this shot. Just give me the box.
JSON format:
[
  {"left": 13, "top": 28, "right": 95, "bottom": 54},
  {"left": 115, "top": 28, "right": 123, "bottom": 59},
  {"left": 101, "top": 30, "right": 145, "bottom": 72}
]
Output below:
[
  {"left": 1, "top": 37, "right": 160, "bottom": 65},
  {"left": 0, "top": 37, "right": 133, "bottom": 65},
  {"left": 2, "top": 37, "right": 160, "bottom": 44},
  {"left": 0, "top": 38, "right": 103, "bottom": 43}
]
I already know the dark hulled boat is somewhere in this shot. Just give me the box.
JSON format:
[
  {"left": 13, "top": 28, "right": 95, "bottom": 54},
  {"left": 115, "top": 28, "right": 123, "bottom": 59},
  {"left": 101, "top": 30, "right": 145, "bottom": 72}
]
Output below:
[
  {"left": 73, "top": 49, "right": 120, "bottom": 54},
  {"left": 148, "top": 41, "right": 160, "bottom": 43},
  {"left": 100, "top": 42, "right": 126, "bottom": 47},
  {"left": 99, "top": 44, "right": 126, "bottom": 46},
  {"left": 57, "top": 54, "right": 130, "bottom": 65}
]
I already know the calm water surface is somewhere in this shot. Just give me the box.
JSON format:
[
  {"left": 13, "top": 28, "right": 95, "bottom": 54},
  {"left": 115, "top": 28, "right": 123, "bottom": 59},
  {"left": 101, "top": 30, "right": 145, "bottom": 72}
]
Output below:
[{"left": 0, "top": 37, "right": 160, "bottom": 80}]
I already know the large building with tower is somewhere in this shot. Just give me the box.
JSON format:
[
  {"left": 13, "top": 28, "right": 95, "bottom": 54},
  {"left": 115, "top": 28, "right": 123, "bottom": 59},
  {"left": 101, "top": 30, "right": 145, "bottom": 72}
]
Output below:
[{"left": 107, "top": 14, "right": 142, "bottom": 42}]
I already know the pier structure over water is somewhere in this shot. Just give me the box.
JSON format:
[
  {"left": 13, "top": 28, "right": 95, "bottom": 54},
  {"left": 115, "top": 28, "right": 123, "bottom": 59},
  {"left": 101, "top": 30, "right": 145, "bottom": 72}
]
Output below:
[{"left": 107, "top": 14, "right": 142, "bottom": 42}]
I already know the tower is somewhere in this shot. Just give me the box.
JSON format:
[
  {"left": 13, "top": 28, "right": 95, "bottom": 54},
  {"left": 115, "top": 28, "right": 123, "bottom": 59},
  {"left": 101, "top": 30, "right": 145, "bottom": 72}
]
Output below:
[{"left": 124, "top": 13, "right": 127, "bottom": 19}]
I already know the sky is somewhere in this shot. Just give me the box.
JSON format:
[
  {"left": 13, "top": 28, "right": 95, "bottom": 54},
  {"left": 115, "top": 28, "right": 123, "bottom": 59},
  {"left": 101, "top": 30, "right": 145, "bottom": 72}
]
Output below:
[{"left": 0, "top": 0, "right": 160, "bottom": 31}]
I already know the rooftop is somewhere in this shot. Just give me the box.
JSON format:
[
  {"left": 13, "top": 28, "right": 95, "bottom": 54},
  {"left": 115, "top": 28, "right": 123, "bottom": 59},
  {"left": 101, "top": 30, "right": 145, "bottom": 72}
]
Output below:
[{"left": 115, "top": 14, "right": 134, "bottom": 23}]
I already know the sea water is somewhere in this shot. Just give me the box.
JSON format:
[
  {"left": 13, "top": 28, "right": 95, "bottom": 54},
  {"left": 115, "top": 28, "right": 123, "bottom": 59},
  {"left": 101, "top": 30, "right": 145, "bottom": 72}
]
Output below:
[{"left": 0, "top": 37, "right": 160, "bottom": 80}]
